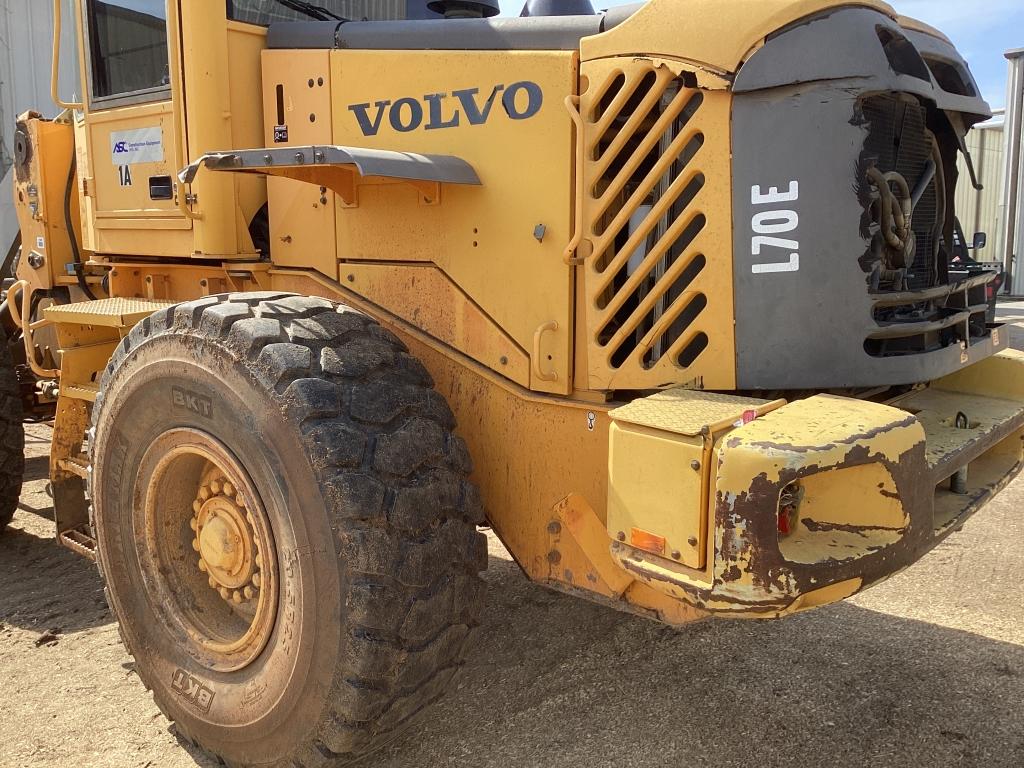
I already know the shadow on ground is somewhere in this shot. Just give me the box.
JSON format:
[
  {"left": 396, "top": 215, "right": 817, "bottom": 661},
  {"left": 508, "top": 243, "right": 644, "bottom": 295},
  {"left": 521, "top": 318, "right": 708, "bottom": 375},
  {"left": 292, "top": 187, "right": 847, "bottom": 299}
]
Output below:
[
  {"left": 3, "top": 520, "right": 1022, "bottom": 768},
  {"left": 0, "top": 521, "right": 110, "bottom": 634}
]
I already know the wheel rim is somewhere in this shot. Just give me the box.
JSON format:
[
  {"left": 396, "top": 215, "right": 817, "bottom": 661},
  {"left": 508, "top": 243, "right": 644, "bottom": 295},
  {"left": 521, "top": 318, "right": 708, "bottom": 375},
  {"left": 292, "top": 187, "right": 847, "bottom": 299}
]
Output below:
[{"left": 135, "top": 428, "right": 278, "bottom": 672}]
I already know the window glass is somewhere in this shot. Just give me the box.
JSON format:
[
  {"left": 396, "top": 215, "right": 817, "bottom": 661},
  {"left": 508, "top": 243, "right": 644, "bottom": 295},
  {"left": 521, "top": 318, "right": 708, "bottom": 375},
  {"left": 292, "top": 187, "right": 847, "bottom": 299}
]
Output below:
[
  {"left": 87, "top": 0, "right": 170, "bottom": 100},
  {"left": 226, "top": 1, "right": 409, "bottom": 26}
]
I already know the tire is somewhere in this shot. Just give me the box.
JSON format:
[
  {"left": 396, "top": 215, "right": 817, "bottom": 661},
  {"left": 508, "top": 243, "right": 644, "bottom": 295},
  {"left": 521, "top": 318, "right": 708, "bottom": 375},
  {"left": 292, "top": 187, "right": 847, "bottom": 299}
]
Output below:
[
  {"left": 90, "top": 292, "right": 486, "bottom": 767},
  {"left": 0, "top": 337, "right": 25, "bottom": 530}
]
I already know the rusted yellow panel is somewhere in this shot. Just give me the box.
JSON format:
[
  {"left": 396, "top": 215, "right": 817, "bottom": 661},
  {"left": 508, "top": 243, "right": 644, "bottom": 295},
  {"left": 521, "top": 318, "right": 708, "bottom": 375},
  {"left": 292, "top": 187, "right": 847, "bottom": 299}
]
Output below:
[
  {"left": 576, "top": 57, "right": 736, "bottom": 390},
  {"left": 262, "top": 49, "right": 337, "bottom": 274},
  {"left": 580, "top": 0, "right": 896, "bottom": 70},
  {"left": 328, "top": 50, "right": 576, "bottom": 395},
  {"left": 341, "top": 263, "right": 531, "bottom": 388}
]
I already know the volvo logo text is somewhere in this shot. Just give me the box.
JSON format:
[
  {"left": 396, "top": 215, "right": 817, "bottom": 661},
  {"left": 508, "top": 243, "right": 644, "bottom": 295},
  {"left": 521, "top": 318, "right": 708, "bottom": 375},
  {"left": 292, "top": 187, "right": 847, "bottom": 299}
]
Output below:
[{"left": 348, "top": 81, "right": 543, "bottom": 136}]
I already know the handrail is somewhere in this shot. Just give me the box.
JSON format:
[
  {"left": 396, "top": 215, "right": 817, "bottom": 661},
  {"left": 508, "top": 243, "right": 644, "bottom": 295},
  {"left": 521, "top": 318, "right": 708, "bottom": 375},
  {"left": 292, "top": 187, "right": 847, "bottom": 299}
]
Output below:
[
  {"left": 51, "top": 0, "right": 84, "bottom": 111},
  {"left": 8, "top": 280, "right": 61, "bottom": 379},
  {"left": 563, "top": 95, "right": 586, "bottom": 266}
]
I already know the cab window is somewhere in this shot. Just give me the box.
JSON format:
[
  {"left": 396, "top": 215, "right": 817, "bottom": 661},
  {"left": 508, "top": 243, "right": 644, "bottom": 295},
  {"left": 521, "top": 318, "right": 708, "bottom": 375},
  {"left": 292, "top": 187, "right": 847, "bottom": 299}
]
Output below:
[{"left": 86, "top": 0, "right": 170, "bottom": 102}]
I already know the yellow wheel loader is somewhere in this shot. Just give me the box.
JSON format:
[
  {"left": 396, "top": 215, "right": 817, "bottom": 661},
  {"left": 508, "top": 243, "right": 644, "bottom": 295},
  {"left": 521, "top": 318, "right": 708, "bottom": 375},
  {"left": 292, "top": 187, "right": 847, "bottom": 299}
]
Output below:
[{"left": 6, "top": 0, "right": 1023, "bottom": 764}]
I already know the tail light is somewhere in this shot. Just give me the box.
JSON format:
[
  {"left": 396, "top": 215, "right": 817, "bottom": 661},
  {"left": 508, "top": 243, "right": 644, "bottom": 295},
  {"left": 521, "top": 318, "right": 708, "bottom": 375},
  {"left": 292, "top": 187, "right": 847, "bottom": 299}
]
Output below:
[{"left": 778, "top": 482, "right": 801, "bottom": 536}]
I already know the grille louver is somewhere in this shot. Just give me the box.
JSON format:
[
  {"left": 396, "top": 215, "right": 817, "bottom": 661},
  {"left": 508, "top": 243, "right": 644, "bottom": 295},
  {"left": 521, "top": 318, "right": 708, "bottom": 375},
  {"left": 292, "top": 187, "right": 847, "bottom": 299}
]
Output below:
[{"left": 577, "top": 58, "right": 735, "bottom": 391}]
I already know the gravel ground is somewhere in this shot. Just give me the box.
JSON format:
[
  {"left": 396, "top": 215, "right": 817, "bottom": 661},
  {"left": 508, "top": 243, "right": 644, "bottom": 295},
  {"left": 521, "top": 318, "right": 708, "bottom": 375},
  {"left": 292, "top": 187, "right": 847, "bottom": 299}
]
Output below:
[{"left": 1, "top": 308, "right": 1023, "bottom": 768}]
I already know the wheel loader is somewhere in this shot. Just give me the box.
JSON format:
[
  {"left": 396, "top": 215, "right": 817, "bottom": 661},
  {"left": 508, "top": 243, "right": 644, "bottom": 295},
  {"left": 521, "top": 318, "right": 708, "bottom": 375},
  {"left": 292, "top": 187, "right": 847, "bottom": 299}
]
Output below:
[{"left": 5, "top": 0, "right": 1023, "bottom": 764}]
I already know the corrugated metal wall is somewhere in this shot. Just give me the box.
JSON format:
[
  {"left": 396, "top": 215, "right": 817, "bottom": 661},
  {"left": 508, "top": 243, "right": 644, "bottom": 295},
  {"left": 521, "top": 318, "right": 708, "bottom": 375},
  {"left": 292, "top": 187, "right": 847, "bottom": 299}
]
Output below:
[
  {"left": 955, "top": 123, "right": 1006, "bottom": 261},
  {"left": 0, "top": 0, "right": 79, "bottom": 256}
]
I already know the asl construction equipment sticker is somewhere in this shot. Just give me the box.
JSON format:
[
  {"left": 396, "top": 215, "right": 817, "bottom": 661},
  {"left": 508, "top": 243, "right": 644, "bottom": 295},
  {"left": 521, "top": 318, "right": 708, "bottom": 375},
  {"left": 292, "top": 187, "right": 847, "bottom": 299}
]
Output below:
[{"left": 110, "top": 127, "right": 164, "bottom": 165}]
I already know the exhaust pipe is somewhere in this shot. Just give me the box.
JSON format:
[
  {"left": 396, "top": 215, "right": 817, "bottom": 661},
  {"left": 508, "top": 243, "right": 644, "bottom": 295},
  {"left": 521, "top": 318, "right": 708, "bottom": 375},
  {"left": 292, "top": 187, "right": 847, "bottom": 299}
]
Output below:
[
  {"left": 426, "top": 0, "right": 499, "bottom": 18},
  {"left": 521, "top": 0, "right": 595, "bottom": 15}
]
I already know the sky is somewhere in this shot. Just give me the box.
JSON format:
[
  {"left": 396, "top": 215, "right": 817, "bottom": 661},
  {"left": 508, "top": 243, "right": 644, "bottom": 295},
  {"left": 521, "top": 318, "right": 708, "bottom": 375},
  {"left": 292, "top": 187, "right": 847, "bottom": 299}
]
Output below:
[{"left": 498, "top": 0, "right": 1022, "bottom": 109}]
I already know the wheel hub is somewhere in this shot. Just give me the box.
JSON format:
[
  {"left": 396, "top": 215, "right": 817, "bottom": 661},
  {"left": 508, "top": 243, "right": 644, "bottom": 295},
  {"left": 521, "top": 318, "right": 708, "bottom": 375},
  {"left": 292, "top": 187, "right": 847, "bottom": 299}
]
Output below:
[
  {"left": 137, "top": 429, "right": 278, "bottom": 672},
  {"left": 192, "top": 481, "right": 262, "bottom": 603}
]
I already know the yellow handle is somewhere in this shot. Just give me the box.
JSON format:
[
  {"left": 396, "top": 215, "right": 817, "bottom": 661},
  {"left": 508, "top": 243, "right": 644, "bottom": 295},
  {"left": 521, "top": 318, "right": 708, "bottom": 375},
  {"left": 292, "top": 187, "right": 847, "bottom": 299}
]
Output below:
[
  {"left": 532, "top": 321, "right": 559, "bottom": 383},
  {"left": 52, "top": 0, "right": 84, "bottom": 111}
]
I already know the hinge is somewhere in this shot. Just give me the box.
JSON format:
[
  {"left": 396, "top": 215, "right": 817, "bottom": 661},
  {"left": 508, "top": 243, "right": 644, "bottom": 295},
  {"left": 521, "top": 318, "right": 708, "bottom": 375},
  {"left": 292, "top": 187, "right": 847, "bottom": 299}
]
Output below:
[{"left": 81, "top": 177, "right": 94, "bottom": 198}]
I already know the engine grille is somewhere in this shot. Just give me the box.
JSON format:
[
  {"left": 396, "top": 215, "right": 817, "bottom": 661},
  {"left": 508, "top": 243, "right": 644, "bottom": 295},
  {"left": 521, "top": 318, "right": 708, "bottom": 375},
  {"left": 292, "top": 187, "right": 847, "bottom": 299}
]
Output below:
[
  {"left": 576, "top": 58, "right": 735, "bottom": 391},
  {"left": 856, "top": 94, "right": 994, "bottom": 360},
  {"left": 859, "top": 94, "right": 942, "bottom": 292}
]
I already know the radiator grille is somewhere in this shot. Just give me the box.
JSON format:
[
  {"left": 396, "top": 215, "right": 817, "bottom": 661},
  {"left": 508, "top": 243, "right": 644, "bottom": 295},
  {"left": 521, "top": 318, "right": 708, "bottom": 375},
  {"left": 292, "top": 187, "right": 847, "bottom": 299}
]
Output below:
[
  {"left": 861, "top": 95, "right": 942, "bottom": 292},
  {"left": 577, "top": 58, "right": 734, "bottom": 391}
]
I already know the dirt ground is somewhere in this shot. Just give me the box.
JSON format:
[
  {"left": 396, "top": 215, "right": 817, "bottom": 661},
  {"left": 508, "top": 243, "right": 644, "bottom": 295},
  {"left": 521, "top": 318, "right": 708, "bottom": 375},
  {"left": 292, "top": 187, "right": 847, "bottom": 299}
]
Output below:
[{"left": 2, "top": 309, "right": 1024, "bottom": 767}]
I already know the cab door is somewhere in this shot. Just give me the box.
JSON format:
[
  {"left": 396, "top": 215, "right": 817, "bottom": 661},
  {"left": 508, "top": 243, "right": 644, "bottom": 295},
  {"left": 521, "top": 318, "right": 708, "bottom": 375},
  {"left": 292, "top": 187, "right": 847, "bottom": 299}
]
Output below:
[{"left": 79, "top": 0, "right": 192, "bottom": 256}]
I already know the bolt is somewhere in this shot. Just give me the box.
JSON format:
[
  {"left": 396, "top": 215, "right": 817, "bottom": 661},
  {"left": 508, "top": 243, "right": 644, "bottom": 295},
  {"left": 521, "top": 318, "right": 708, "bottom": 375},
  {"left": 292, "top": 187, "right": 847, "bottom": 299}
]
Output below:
[
  {"left": 347, "top": 274, "right": 355, "bottom": 283},
  {"left": 671, "top": 550, "right": 681, "bottom": 560},
  {"left": 307, "top": 78, "right": 314, "bottom": 88},
  {"left": 616, "top": 531, "right": 626, "bottom": 542},
  {"left": 547, "top": 521, "right": 562, "bottom": 535},
  {"left": 688, "top": 536, "right": 699, "bottom": 547},
  {"left": 263, "top": 154, "right": 273, "bottom": 164},
  {"left": 295, "top": 152, "right": 305, "bottom": 164},
  {"left": 691, "top": 460, "right": 701, "bottom": 471},
  {"left": 547, "top": 550, "right": 562, "bottom": 565}
]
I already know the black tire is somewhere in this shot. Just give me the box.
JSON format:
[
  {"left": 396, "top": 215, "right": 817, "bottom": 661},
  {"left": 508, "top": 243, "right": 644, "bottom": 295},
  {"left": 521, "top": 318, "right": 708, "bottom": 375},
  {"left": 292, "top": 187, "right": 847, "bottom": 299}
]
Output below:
[
  {"left": 90, "top": 292, "right": 486, "bottom": 767},
  {"left": 0, "top": 337, "right": 25, "bottom": 530}
]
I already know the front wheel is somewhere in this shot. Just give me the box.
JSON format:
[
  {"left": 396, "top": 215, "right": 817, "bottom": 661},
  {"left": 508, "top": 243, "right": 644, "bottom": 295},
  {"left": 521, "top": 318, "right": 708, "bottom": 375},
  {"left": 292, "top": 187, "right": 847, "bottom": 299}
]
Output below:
[{"left": 91, "top": 293, "right": 486, "bottom": 766}]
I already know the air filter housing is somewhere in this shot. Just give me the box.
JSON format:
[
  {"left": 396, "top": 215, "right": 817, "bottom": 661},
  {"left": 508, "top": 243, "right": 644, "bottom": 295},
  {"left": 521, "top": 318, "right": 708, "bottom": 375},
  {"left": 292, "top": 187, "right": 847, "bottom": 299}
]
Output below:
[{"left": 426, "top": 0, "right": 500, "bottom": 17}]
